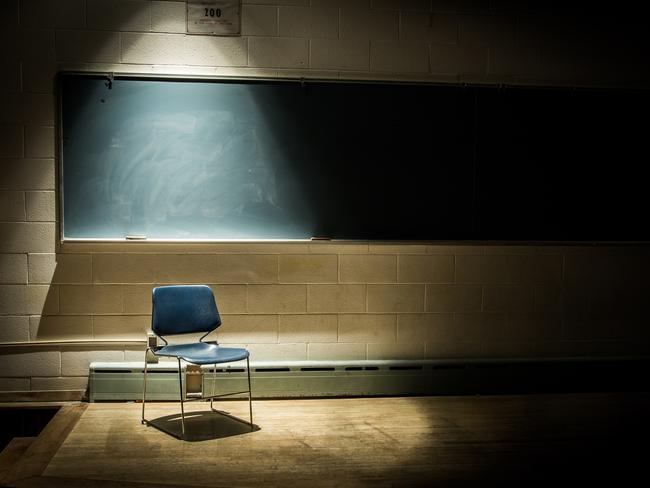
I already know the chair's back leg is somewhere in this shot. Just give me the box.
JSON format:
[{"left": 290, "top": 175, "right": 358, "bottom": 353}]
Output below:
[
  {"left": 210, "top": 362, "right": 217, "bottom": 410},
  {"left": 247, "top": 356, "right": 253, "bottom": 429},
  {"left": 177, "top": 358, "right": 186, "bottom": 438},
  {"left": 141, "top": 348, "right": 149, "bottom": 424}
]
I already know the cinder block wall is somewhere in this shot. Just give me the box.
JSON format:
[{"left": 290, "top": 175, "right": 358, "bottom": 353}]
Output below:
[{"left": 1, "top": 0, "right": 649, "bottom": 395}]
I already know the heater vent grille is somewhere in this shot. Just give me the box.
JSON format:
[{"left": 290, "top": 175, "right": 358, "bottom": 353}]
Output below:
[{"left": 88, "top": 357, "right": 650, "bottom": 402}]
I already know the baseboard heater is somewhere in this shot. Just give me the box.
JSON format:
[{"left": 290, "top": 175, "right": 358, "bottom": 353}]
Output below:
[{"left": 88, "top": 357, "right": 650, "bottom": 402}]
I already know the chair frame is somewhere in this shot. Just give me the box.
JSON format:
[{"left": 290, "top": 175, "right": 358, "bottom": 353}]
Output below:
[{"left": 141, "top": 298, "right": 253, "bottom": 440}]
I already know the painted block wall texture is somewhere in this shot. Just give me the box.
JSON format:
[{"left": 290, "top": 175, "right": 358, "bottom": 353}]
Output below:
[{"left": 0, "top": 0, "right": 649, "bottom": 391}]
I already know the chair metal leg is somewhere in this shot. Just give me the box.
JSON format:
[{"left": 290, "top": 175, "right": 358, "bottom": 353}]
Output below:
[
  {"left": 177, "top": 358, "right": 186, "bottom": 439},
  {"left": 141, "top": 348, "right": 149, "bottom": 424},
  {"left": 247, "top": 356, "right": 253, "bottom": 429}
]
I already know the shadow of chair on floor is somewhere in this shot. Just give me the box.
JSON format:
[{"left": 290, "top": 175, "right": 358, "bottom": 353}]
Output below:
[{"left": 145, "top": 408, "right": 260, "bottom": 442}]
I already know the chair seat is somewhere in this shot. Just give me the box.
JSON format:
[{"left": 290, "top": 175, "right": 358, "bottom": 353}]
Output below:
[{"left": 154, "top": 342, "right": 249, "bottom": 365}]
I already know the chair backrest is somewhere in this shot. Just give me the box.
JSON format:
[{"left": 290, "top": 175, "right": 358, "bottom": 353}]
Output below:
[{"left": 152, "top": 285, "right": 221, "bottom": 337}]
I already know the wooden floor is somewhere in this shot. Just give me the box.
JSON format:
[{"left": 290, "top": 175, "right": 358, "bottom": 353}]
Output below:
[{"left": 2, "top": 393, "right": 649, "bottom": 487}]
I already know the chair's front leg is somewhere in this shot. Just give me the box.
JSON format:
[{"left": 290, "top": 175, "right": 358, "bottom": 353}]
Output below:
[
  {"left": 247, "top": 355, "right": 253, "bottom": 429},
  {"left": 177, "top": 358, "right": 186, "bottom": 439},
  {"left": 141, "top": 348, "right": 149, "bottom": 424}
]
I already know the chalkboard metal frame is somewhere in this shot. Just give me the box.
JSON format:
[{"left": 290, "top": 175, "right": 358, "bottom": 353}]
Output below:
[{"left": 58, "top": 72, "right": 323, "bottom": 243}]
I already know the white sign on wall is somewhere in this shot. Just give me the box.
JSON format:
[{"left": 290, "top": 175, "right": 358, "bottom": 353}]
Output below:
[{"left": 187, "top": 0, "right": 241, "bottom": 36}]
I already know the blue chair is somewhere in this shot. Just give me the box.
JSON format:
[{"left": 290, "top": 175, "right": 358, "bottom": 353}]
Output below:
[{"left": 141, "top": 285, "right": 253, "bottom": 439}]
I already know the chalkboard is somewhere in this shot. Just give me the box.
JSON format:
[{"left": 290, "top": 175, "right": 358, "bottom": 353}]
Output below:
[{"left": 60, "top": 73, "right": 650, "bottom": 241}]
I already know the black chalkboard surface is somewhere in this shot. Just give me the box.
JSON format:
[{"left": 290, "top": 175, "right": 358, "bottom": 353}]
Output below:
[{"left": 59, "top": 73, "right": 650, "bottom": 241}]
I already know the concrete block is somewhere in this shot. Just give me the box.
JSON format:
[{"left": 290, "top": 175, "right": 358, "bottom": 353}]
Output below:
[
  {"left": 340, "top": 7, "right": 398, "bottom": 40},
  {"left": 30, "top": 315, "right": 92, "bottom": 341},
  {"left": 59, "top": 284, "right": 123, "bottom": 314},
  {"left": 307, "top": 284, "right": 366, "bottom": 312},
  {"left": 155, "top": 254, "right": 219, "bottom": 283},
  {"left": 506, "top": 312, "right": 563, "bottom": 341},
  {"left": 93, "top": 315, "right": 148, "bottom": 340},
  {"left": 400, "top": 11, "right": 457, "bottom": 43},
  {"left": 0, "top": 254, "right": 27, "bottom": 284},
  {"left": 122, "top": 284, "right": 153, "bottom": 314},
  {"left": 533, "top": 285, "right": 563, "bottom": 313},
  {"left": 211, "top": 284, "right": 247, "bottom": 313},
  {"left": 92, "top": 254, "right": 157, "bottom": 283},
  {"left": 338, "top": 314, "right": 396, "bottom": 343},
  {"left": 247, "top": 284, "right": 307, "bottom": 313},
  {"left": 483, "top": 285, "right": 534, "bottom": 312},
  {"left": 279, "top": 255, "right": 338, "bottom": 283},
  {"left": 367, "top": 284, "right": 424, "bottom": 312},
  {"left": 279, "top": 314, "right": 337, "bottom": 343},
  {"left": 0, "top": 378, "right": 30, "bottom": 391},
  {"left": 424, "top": 341, "right": 483, "bottom": 359},
  {"left": 0, "top": 60, "right": 20, "bottom": 92},
  {"left": 279, "top": 5, "right": 337, "bottom": 38},
  {"left": 452, "top": 312, "right": 504, "bottom": 342},
  {"left": 243, "top": 5, "right": 278, "bottom": 36},
  {"left": 244, "top": 0, "right": 308, "bottom": 5},
  {"left": 455, "top": 254, "right": 526, "bottom": 284},
  {"left": 340, "top": 255, "right": 397, "bottom": 283},
  {"left": 370, "top": 40, "right": 429, "bottom": 73},
  {"left": 310, "top": 39, "right": 370, "bottom": 70},
  {"left": 61, "top": 349, "right": 124, "bottom": 376},
  {"left": 29, "top": 253, "right": 92, "bottom": 284},
  {"left": 25, "top": 191, "right": 55, "bottom": 221},
  {"left": 31, "top": 376, "right": 89, "bottom": 391},
  {"left": 0, "top": 223, "right": 56, "bottom": 253},
  {"left": 0, "top": 316, "right": 30, "bottom": 342},
  {"left": 367, "top": 342, "right": 424, "bottom": 360},
  {"left": 458, "top": 14, "right": 516, "bottom": 47},
  {"left": 16, "top": 29, "right": 56, "bottom": 62},
  {"left": 373, "top": 0, "right": 431, "bottom": 10},
  {"left": 0, "top": 93, "right": 54, "bottom": 125},
  {"left": 1, "top": 159, "right": 55, "bottom": 190},
  {"left": 398, "top": 255, "right": 454, "bottom": 283},
  {"left": 151, "top": 0, "right": 186, "bottom": 33},
  {"left": 430, "top": 43, "right": 487, "bottom": 75},
  {"left": 430, "top": 0, "right": 489, "bottom": 14},
  {"left": 397, "top": 313, "right": 450, "bottom": 343},
  {"left": 20, "top": 0, "right": 85, "bottom": 28},
  {"left": 124, "top": 347, "right": 154, "bottom": 362},
  {"left": 480, "top": 341, "right": 535, "bottom": 358},
  {"left": 425, "top": 284, "right": 482, "bottom": 312},
  {"left": 0, "top": 125, "right": 23, "bottom": 157},
  {"left": 0, "top": 0, "right": 19, "bottom": 26},
  {"left": 121, "top": 32, "right": 185, "bottom": 64},
  {"left": 427, "top": 244, "right": 483, "bottom": 255},
  {"left": 87, "top": 0, "right": 150, "bottom": 31},
  {"left": 56, "top": 30, "right": 120, "bottom": 63},
  {"left": 246, "top": 343, "right": 307, "bottom": 361},
  {"left": 308, "top": 342, "right": 366, "bottom": 360},
  {"left": 184, "top": 36, "right": 248, "bottom": 66},
  {"left": 249, "top": 37, "right": 308, "bottom": 68},
  {"left": 0, "top": 191, "right": 26, "bottom": 221},
  {"left": 24, "top": 126, "right": 54, "bottom": 158},
  {"left": 369, "top": 244, "right": 428, "bottom": 254},
  {"left": 216, "top": 255, "right": 278, "bottom": 284},
  {"left": 489, "top": 44, "right": 541, "bottom": 77},
  {"left": 308, "top": 242, "right": 369, "bottom": 253},
  {"left": 217, "top": 314, "right": 278, "bottom": 344},
  {"left": 0, "top": 350, "right": 60, "bottom": 377},
  {"left": 520, "top": 255, "right": 563, "bottom": 285},
  {"left": 484, "top": 245, "right": 534, "bottom": 255},
  {"left": 22, "top": 61, "right": 56, "bottom": 93}
]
